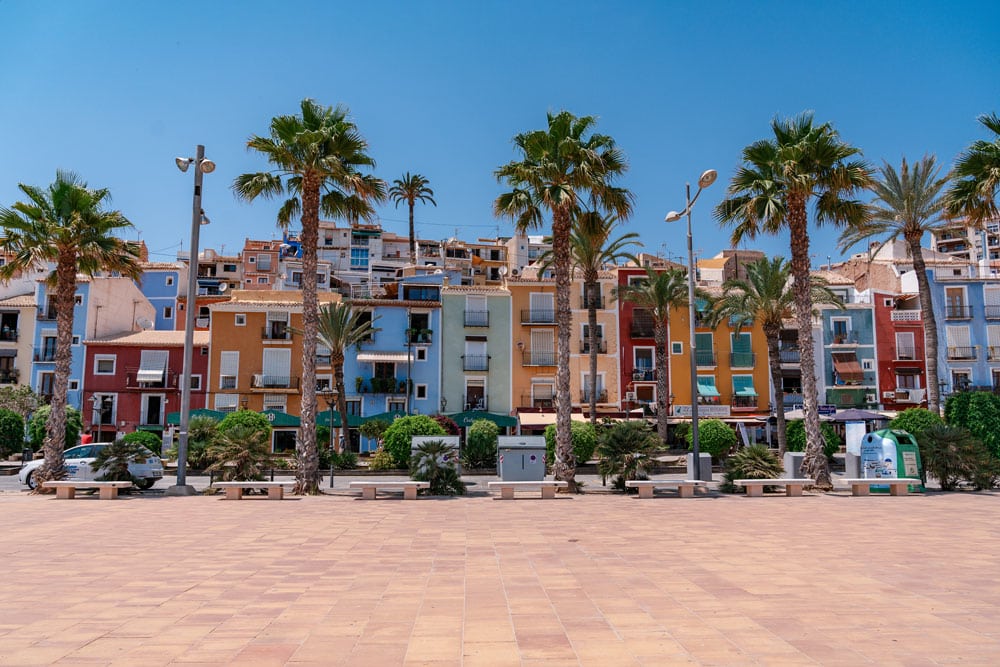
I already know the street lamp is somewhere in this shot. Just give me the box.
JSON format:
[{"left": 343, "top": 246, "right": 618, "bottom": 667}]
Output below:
[
  {"left": 322, "top": 387, "right": 339, "bottom": 488},
  {"left": 166, "top": 145, "right": 214, "bottom": 497},
  {"left": 665, "top": 168, "right": 717, "bottom": 481}
]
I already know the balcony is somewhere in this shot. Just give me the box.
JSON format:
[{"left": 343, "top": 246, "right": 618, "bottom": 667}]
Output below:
[
  {"left": 730, "top": 352, "right": 756, "bottom": 367},
  {"left": 251, "top": 374, "right": 301, "bottom": 390},
  {"left": 124, "top": 369, "right": 178, "bottom": 389},
  {"left": 630, "top": 314, "right": 655, "bottom": 338},
  {"left": 579, "top": 389, "right": 609, "bottom": 403},
  {"left": 261, "top": 325, "right": 290, "bottom": 340},
  {"left": 464, "top": 310, "right": 489, "bottom": 327},
  {"left": 521, "top": 309, "right": 555, "bottom": 325},
  {"left": 890, "top": 309, "right": 922, "bottom": 322},
  {"left": 631, "top": 368, "right": 656, "bottom": 382},
  {"left": 521, "top": 393, "right": 554, "bottom": 408},
  {"left": 464, "top": 396, "right": 488, "bottom": 411},
  {"left": 462, "top": 354, "right": 490, "bottom": 371},
  {"left": 34, "top": 351, "right": 57, "bottom": 362},
  {"left": 0, "top": 369, "right": 19, "bottom": 384},
  {"left": 406, "top": 329, "right": 433, "bottom": 344},
  {"left": 831, "top": 331, "right": 859, "bottom": 344},
  {"left": 731, "top": 395, "right": 758, "bottom": 411},
  {"left": 896, "top": 346, "right": 917, "bottom": 360},
  {"left": 695, "top": 349, "right": 716, "bottom": 367},
  {"left": 0, "top": 329, "right": 18, "bottom": 342},
  {"left": 946, "top": 346, "right": 977, "bottom": 360},
  {"left": 945, "top": 305, "right": 973, "bottom": 319},
  {"left": 986, "top": 305, "right": 1000, "bottom": 320},
  {"left": 990, "top": 346, "right": 1000, "bottom": 361},
  {"left": 579, "top": 338, "right": 608, "bottom": 354},
  {"left": 580, "top": 294, "right": 605, "bottom": 309},
  {"left": 36, "top": 308, "right": 57, "bottom": 321},
  {"left": 779, "top": 347, "right": 800, "bottom": 364},
  {"left": 357, "top": 377, "right": 406, "bottom": 394},
  {"left": 521, "top": 350, "right": 556, "bottom": 366}
]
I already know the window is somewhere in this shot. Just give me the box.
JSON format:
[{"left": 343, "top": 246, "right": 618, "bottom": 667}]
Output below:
[
  {"left": 200, "top": 347, "right": 208, "bottom": 356},
  {"left": 350, "top": 248, "right": 369, "bottom": 268},
  {"left": 214, "top": 394, "right": 239, "bottom": 412},
  {"left": 387, "top": 398, "right": 405, "bottom": 412},
  {"left": 223, "top": 263, "right": 237, "bottom": 272},
  {"left": 633, "top": 348, "right": 654, "bottom": 381},
  {"left": 883, "top": 298, "right": 893, "bottom": 307},
  {"left": 896, "top": 332, "right": 915, "bottom": 360},
  {"left": 861, "top": 359, "right": 874, "bottom": 371},
  {"left": 262, "top": 394, "right": 286, "bottom": 412},
  {"left": 256, "top": 254, "right": 272, "bottom": 271},
  {"left": 40, "top": 335, "right": 56, "bottom": 361},
  {"left": 163, "top": 306, "right": 173, "bottom": 319},
  {"left": 74, "top": 294, "right": 83, "bottom": 306},
  {"left": 316, "top": 344, "right": 331, "bottom": 366},
  {"left": 219, "top": 351, "right": 239, "bottom": 389},
  {"left": 416, "top": 384, "right": 427, "bottom": 399},
  {"left": 72, "top": 335, "right": 80, "bottom": 346},
  {"left": 346, "top": 399, "right": 361, "bottom": 416},
  {"left": 166, "top": 276, "right": 175, "bottom": 286},
  {"left": 235, "top": 314, "right": 246, "bottom": 326},
  {"left": 257, "top": 277, "right": 268, "bottom": 284},
  {"left": 831, "top": 317, "right": 851, "bottom": 341},
  {"left": 316, "top": 375, "right": 332, "bottom": 392},
  {"left": 290, "top": 271, "right": 303, "bottom": 286},
  {"left": 416, "top": 348, "right": 427, "bottom": 361},
  {"left": 68, "top": 379, "right": 79, "bottom": 391},
  {"left": 671, "top": 341, "right": 683, "bottom": 355},
  {"left": 94, "top": 355, "right": 116, "bottom": 375},
  {"left": 189, "top": 375, "right": 202, "bottom": 390}
]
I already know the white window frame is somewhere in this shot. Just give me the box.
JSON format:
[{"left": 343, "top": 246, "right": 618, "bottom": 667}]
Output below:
[
  {"left": 189, "top": 374, "right": 202, "bottom": 391},
  {"left": 415, "top": 384, "right": 428, "bottom": 400},
  {"left": 94, "top": 355, "right": 117, "bottom": 375},
  {"left": 141, "top": 393, "right": 166, "bottom": 426},
  {"left": 219, "top": 351, "right": 239, "bottom": 389},
  {"left": 316, "top": 374, "right": 332, "bottom": 392},
  {"left": 68, "top": 379, "right": 79, "bottom": 391},
  {"left": 262, "top": 394, "right": 286, "bottom": 412},
  {"left": 671, "top": 341, "right": 683, "bottom": 355},
  {"left": 387, "top": 398, "right": 406, "bottom": 412},
  {"left": 165, "top": 276, "right": 175, "bottom": 287},
  {"left": 861, "top": 359, "right": 874, "bottom": 371},
  {"left": 214, "top": 393, "right": 239, "bottom": 412},
  {"left": 416, "top": 348, "right": 427, "bottom": 362},
  {"left": 163, "top": 306, "right": 173, "bottom": 320},
  {"left": 72, "top": 335, "right": 80, "bottom": 346},
  {"left": 74, "top": 294, "right": 83, "bottom": 306},
  {"left": 235, "top": 314, "right": 246, "bottom": 327}
]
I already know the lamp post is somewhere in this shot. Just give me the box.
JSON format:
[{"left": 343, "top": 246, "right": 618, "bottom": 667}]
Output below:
[
  {"left": 665, "top": 169, "right": 717, "bottom": 481},
  {"left": 323, "top": 388, "right": 338, "bottom": 488},
  {"left": 166, "top": 145, "right": 214, "bottom": 496}
]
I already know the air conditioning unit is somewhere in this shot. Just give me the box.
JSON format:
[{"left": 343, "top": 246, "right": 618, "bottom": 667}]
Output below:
[
  {"left": 882, "top": 391, "right": 895, "bottom": 399},
  {"left": 253, "top": 374, "right": 264, "bottom": 387},
  {"left": 864, "top": 393, "right": 877, "bottom": 403},
  {"left": 625, "top": 391, "right": 637, "bottom": 401}
]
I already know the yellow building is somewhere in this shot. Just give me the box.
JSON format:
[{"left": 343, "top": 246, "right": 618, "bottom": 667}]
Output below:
[
  {"left": 568, "top": 269, "right": 621, "bottom": 414},
  {"left": 507, "top": 271, "right": 558, "bottom": 430}
]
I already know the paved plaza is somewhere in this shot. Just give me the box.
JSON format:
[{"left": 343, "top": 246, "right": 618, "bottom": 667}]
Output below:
[{"left": 1, "top": 487, "right": 999, "bottom": 666}]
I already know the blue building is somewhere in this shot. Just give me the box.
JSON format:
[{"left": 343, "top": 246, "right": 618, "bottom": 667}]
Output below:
[
  {"left": 819, "top": 296, "right": 879, "bottom": 409},
  {"left": 135, "top": 263, "right": 183, "bottom": 330}
]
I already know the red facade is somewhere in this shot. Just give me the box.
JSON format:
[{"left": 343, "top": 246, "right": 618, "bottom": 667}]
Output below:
[
  {"left": 617, "top": 267, "right": 668, "bottom": 409},
  {"left": 873, "top": 291, "right": 928, "bottom": 410}
]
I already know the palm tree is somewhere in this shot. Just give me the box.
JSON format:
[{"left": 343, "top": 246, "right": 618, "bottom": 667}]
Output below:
[
  {"left": 947, "top": 112, "right": 1000, "bottom": 223},
  {"left": 618, "top": 266, "right": 689, "bottom": 442},
  {"left": 538, "top": 212, "right": 641, "bottom": 426},
  {"left": 712, "top": 257, "right": 842, "bottom": 456},
  {"left": 0, "top": 171, "right": 140, "bottom": 489},
  {"left": 389, "top": 173, "right": 436, "bottom": 264},
  {"left": 838, "top": 157, "right": 948, "bottom": 413},
  {"left": 314, "top": 302, "right": 378, "bottom": 453},
  {"left": 233, "top": 99, "right": 386, "bottom": 495},
  {"left": 495, "top": 111, "right": 633, "bottom": 491},
  {"left": 715, "top": 113, "right": 872, "bottom": 488}
]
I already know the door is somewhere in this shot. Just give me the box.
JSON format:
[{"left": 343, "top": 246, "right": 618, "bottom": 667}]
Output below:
[
  {"left": 530, "top": 292, "right": 554, "bottom": 323},
  {"left": 143, "top": 395, "right": 164, "bottom": 426},
  {"left": 530, "top": 330, "right": 554, "bottom": 365},
  {"left": 895, "top": 332, "right": 915, "bottom": 360},
  {"left": 466, "top": 379, "right": 485, "bottom": 410},
  {"left": 262, "top": 348, "right": 291, "bottom": 387}
]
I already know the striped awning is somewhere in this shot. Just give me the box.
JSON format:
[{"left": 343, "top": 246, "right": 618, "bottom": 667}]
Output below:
[
  {"left": 832, "top": 352, "right": 864, "bottom": 382},
  {"left": 696, "top": 376, "right": 720, "bottom": 397},
  {"left": 733, "top": 375, "right": 758, "bottom": 397},
  {"left": 356, "top": 351, "right": 413, "bottom": 363}
]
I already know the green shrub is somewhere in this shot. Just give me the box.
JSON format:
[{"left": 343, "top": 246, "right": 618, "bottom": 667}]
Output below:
[
  {"left": 889, "top": 408, "right": 944, "bottom": 440},
  {"left": 672, "top": 421, "right": 690, "bottom": 446},
  {"left": 163, "top": 415, "right": 219, "bottom": 469},
  {"left": 410, "top": 439, "right": 465, "bottom": 495},
  {"left": 0, "top": 408, "right": 25, "bottom": 457},
  {"left": 596, "top": 421, "right": 658, "bottom": 491},
  {"left": 368, "top": 446, "right": 396, "bottom": 471},
  {"left": 785, "top": 420, "right": 841, "bottom": 459},
  {"left": 945, "top": 391, "right": 1000, "bottom": 458},
  {"left": 218, "top": 409, "right": 272, "bottom": 437},
  {"left": 205, "top": 424, "right": 274, "bottom": 482},
  {"left": 91, "top": 438, "right": 150, "bottom": 485},
  {"left": 333, "top": 449, "right": 358, "bottom": 470},
  {"left": 463, "top": 419, "right": 499, "bottom": 469},
  {"left": 544, "top": 421, "right": 597, "bottom": 467},
  {"left": 685, "top": 419, "right": 737, "bottom": 459},
  {"left": 382, "top": 415, "right": 446, "bottom": 467},
  {"left": 720, "top": 445, "right": 785, "bottom": 493},
  {"left": 121, "top": 430, "right": 162, "bottom": 454},
  {"left": 359, "top": 419, "right": 389, "bottom": 447},
  {"left": 28, "top": 405, "right": 82, "bottom": 450},
  {"left": 918, "top": 424, "right": 1000, "bottom": 491}
]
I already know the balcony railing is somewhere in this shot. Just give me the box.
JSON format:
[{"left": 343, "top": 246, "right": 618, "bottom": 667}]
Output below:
[
  {"left": 357, "top": 377, "right": 406, "bottom": 394},
  {"left": 261, "top": 326, "right": 291, "bottom": 340},
  {"left": 406, "top": 329, "right": 433, "bottom": 344},
  {"left": 0, "top": 329, "right": 18, "bottom": 342},
  {"left": 251, "top": 374, "right": 301, "bottom": 389},
  {"left": 580, "top": 294, "right": 605, "bottom": 309},
  {"left": 521, "top": 309, "right": 556, "bottom": 324},
  {"left": 0, "top": 369, "right": 19, "bottom": 384},
  {"left": 464, "top": 310, "right": 489, "bottom": 327},
  {"left": 730, "top": 352, "right": 755, "bottom": 367},
  {"left": 947, "top": 346, "right": 977, "bottom": 360},
  {"left": 580, "top": 389, "right": 609, "bottom": 403},
  {"left": 945, "top": 305, "right": 973, "bottom": 319},
  {"left": 990, "top": 346, "right": 1000, "bottom": 361},
  {"left": 731, "top": 395, "right": 758, "bottom": 410},
  {"left": 37, "top": 308, "right": 57, "bottom": 321},
  {"left": 631, "top": 368, "right": 656, "bottom": 382},
  {"left": 890, "top": 309, "right": 922, "bottom": 322},
  {"left": 462, "top": 355, "right": 490, "bottom": 371},
  {"left": 580, "top": 338, "right": 608, "bottom": 354},
  {"left": 896, "top": 346, "right": 917, "bottom": 360},
  {"left": 124, "top": 370, "right": 178, "bottom": 389},
  {"left": 831, "top": 332, "right": 859, "bottom": 344},
  {"left": 464, "top": 396, "right": 488, "bottom": 411},
  {"left": 630, "top": 316, "right": 655, "bottom": 338},
  {"left": 520, "top": 393, "right": 554, "bottom": 408},
  {"left": 695, "top": 350, "right": 716, "bottom": 367},
  {"left": 779, "top": 347, "right": 800, "bottom": 364},
  {"left": 521, "top": 350, "right": 556, "bottom": 366},
  {"left": 34, "top": 351, "right": 57, "bottom": 362},
  {"left": 986, "top": 305, "right": 1000, "bottom": 320}
]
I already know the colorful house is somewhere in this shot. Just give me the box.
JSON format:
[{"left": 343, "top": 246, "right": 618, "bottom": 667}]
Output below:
[{"left": 872, "top": 290, "right": 928, "bottom": 409}]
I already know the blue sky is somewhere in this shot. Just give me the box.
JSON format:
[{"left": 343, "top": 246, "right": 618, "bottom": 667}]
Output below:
[{"left": 1, "top": 1, "right": 997, "bottom": 267}]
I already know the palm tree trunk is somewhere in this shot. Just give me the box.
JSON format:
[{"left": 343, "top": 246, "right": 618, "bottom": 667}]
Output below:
[
  {"left": 408, "top": 200, "right": 416, "bottom": 265},
  {"left": 653, "top": 320, "right": 668, "bottom": 442},
  {"left": 787, "top": 192, "right": 832, "bottom": 488},
  {"left": 552, "top": 205, "right": 576, "bottom": 490},
  {"left": 40, "top": 254, "right": 77, "bottom": 489},
  {"left": 295, "top": 171, "right": 322, "bottom": 495},
  {"left": 907, "top": 232, "right": 939, "bottom": 413},
  {"left": 586, "top": 279, "right": 599, "bottom": 427},
  {"left": 765, "top": 326, "right": 788, "bottom": 456}
]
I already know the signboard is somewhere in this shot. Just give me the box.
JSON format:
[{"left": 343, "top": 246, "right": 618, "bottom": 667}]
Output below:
[
  {"left": 672, "top": 405, "right": 732, "bottom": 418},
  {"left": 818, "top": 404, "right": 837, "bottom": 415}
]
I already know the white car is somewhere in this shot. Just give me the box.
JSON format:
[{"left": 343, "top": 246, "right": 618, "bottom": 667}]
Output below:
[{"left": 19, "top": 443, "right": 164, "bottom": 490}]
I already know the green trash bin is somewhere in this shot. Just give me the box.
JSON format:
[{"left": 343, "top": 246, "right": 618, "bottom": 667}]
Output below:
[{"left": 859, "top": 429, "right": 925, "bottom": 493}]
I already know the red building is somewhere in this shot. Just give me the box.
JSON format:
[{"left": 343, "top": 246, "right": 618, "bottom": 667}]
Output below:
[
  {"left": 873, "top": 290, "right": 928, "bottom": 410},
  {"left": 83, "top": 330, "right": 209, "bottom": 441},
  {"left": 616, "top": 265, "right": 672, "bottom": 412}
]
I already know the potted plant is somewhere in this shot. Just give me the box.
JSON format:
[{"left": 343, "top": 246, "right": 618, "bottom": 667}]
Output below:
[
  {"left": 355, "top": 376, "right": 365, "bottom": 393},
  {"left": 399, "top": 379, "right": 407, "bottom": 393},
  {"left": 420, "top": 328, "right": 432, "bottom": 342}
]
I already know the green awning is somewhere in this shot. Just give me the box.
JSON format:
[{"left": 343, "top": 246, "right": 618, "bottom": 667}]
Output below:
[
  {"left": 166, "top": 409, "right": 227, "bottom": 425},
  {"left": 697, "top": 376, "right": 720, "bottom": 397},
  {"left": 733, "top": 375, "right": 758, "bottom": 397},
  {"left": 448, "top": 410, "right": 517, "bottom": 428},
  {"left": 137, "top": 424, "right": 165, "bottom": 431},
  {"left": 260, "top": 409, "right": 301, "bottom": 427},
  {"left": 363, "top": 410, "right": 408, "bottom": 423},
  {"left": 317, "top": 410, "right": 362, "bottom": 428}
]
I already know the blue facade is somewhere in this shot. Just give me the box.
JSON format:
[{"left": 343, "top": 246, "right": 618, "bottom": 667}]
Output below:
[
  {"left": 32, "top": 282, "right": 88, "bottom": 410},
  {"left": 821, "top": 305, "right": 878, "bottom": 407},
  {"left": 928, "top": 269, "right": 999, "bottom": 392},
  {"left": 136, "top": 268, "right": 181, "bottom": 330}
]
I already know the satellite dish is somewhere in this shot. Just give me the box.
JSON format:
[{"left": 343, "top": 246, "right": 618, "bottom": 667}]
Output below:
[
  {"left": 135, "top": 316, "right": 153, "bottom": 330},
  {"left": 218, "top": 282, "right": 229, "bottom": 292},
  {"left": 434, "top": 269, "right": 443, "bottom": 274},
  {"left": 498, "top": 266, "right": 508, "bottom": 276}
]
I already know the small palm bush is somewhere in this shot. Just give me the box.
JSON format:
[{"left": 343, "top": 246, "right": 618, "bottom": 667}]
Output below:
[
  {"left": 918, "top": 424, "right": 1000, "bottom": 491},
  {"left": 164, "top": 415, "right": 218, "bottom": 469},
  {"left": 205, "top": 424, "right": 274, "bottom": 482},
  {"left": 92, "top": 438, "right": 151, "bottom": 485},
  {"left": 721, "top": 445, "right": 784, "bottom": 493},
  {"left": 410, "top": 439, "right": 465, "bottom": 495},
  {"left": 597, "top": 421, "right": 658, "bottom": 491},
  {"left": 367, "top": 446, "right": 396, "bottom": 471},
  {"left": 463, "top": 419, "right": 499, "bottom": 469}
]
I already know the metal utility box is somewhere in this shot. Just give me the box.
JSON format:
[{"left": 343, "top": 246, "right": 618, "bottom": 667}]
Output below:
[{"left": 497, "top": 436, "right": 546, "bottom": 481}]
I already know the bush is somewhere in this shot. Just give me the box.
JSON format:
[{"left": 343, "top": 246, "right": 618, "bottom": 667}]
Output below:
[
  {"left": 685, "top": 419, "right": 737, "bottom": 460},
  {"left": 945, "top": 391, "right": 1000, "bottom": 459},
  {"left": 596, "top": 421, "right": 658, "bottom": 491},
  {"left": 410, "top": 439, "right": 465, "bottom": 495},
  {"left": 163, "top": 415, "right": 217, "bottom": 470},
  {"left": 121, "top": 430, "right": 162, "bottom": 454},
  {"left": 720, "top": 445, "right": 785, "bottom": 493},
  {"left": 918, "top": 424, "right": 1000, "bottom": 491},
  {"left": 0, "top": 409, "right": 24, "bottom": 458},
  {"left": 544, "top": 421, "right": 597, "bottom": 467},
  {"left": 785, "top": 420, "right": 841, "bottom": 459},
  {"left": 463, "top": 419, "right": 499, "bottom": 469},
  {"left": 218, "top": 409, "right": 272, "bottom": 437},
  {"left": 28, "top": 405, "right": 82, "bottom": 451},
  {"left": 359, "top": 419, "right": 389, "bottom": 447},
  {"left": 382, "top": 415, "right": 446, "bottom": 467},
  {"left": 333, "top": 449, "right": 358, "bottom": 470},
  {"left": 368, "top": 446, "right": 396, "bottom": 471},
  {"left": 91, "top": 438, "right": 150, "bottom": 485},
  {"left": 889, "top": 408, "right": 944, "bottom": 440},
  {"left": 432, "top": 414, "right": 461, "bottom": 436},
  {"left": 672, "top": 421, "right": 690, "bottom": 447},
  {"left": 205, "top": 424, "right": 274, "bottom": 482}
]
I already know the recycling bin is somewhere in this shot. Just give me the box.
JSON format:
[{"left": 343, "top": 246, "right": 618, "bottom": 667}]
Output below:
[
  {"left": 859, "top": 429, "right": 924, "bottom": 492},
  {"left": 497, "top": 436, "right": 546, "bottom": 481}
]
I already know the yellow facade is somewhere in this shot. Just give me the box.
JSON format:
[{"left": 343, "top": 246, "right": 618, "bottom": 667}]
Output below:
[
  {"left": 508, "top": 277, "right": 558, "bottom": 411},
  {"left": 568, "top": 271, "right": 621, "bottom": 410}
]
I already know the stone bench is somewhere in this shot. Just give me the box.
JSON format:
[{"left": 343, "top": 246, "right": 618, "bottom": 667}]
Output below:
[
  {"left": 842, "top": 478, "right": 922, "bottom": 496},
  {"left": 43, "top": 480, "right": 133, "bottom": 500},
  {"left": 212, "top": 481, "right": 295, "bottom": 500},
  {"left": 348, "top": 481, "right": 430, "bottom": 500},
  {"left": 625, "top": 479, "right": 707, "bottom": 498},
  {"left": 487, "top": 480, "right": 568, "bottom": 499},
  {"left": 736, "top": 478, "right": 813, "bottom": 497}
]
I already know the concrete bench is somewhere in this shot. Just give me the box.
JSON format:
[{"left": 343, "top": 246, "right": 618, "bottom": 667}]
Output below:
[
  {"left": 736, "top": 478, "right": 813, "bottom": 497},
  {"left": 487, "top": 480, "right": 569, "bottom": 499},
  {"left": 348, "top": 481, "right": 429, "bottom": 500},
  {"left": 43, "top": 480, "right": 133, "bottom": 500},
  {"left": 843, "top": 478, "right": 922, "bottom": 496},
  {"left": 625, "top": 479, "right": 707, "bottom": 498},
  {"left": 212, "top": 481, "right": 295, "bottom": 500}
]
